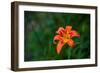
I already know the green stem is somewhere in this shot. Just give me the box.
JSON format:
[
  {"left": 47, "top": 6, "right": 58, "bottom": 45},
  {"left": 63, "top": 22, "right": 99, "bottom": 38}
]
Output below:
[{"left": 67, "top": 48, "right": 72, "bottom": 59}]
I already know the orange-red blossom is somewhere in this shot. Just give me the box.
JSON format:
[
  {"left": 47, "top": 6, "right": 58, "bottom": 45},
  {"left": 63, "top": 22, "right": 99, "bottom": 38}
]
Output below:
[{"left": 53, "top": 26, "right": 80, "bottom": 54}]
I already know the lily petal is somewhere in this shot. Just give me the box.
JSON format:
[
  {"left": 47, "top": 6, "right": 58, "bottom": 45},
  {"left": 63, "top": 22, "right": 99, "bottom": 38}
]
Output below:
[
  {"left": 56, "top": 27, "right": 65, "bottom": 35},
  {"left": 70, "top": 30, "right": 80, "bottom": 38},
  {"left": 53, "top": 35, "right": 64, "bottom": 44},
  {"left": 56, "top": 41, "right": 65, "bottom": 54},
  {"left": 67, "top": 39, "right": 75, "bottom": 48},
  {"left": 65, "top": 26, "right": 72, "bottom": 32}
]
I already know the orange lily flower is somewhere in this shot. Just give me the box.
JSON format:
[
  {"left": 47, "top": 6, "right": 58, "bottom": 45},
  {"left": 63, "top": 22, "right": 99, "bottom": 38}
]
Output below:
[{"left": 53, "top": 26, "right": 80, "bottom": 54}]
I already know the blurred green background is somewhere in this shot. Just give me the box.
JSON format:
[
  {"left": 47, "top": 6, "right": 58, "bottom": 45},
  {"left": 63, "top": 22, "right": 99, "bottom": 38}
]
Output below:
[{"left": 24, "top": 11, "right": 90, "bottom": 61}]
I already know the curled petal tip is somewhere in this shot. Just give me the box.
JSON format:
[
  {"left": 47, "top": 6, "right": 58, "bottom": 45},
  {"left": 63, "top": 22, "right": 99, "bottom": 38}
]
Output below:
[
  {"left": 56, "top": 27, "right": 65, "bottom": 35},
  {"left": 53, "top": 40, "right": 57, "bottom": 44}
]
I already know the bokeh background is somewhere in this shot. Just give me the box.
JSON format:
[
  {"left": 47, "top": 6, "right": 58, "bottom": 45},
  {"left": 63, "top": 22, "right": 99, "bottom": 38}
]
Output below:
[{"left": 24, "top": 11, "right": 90, "bottom": 61}]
